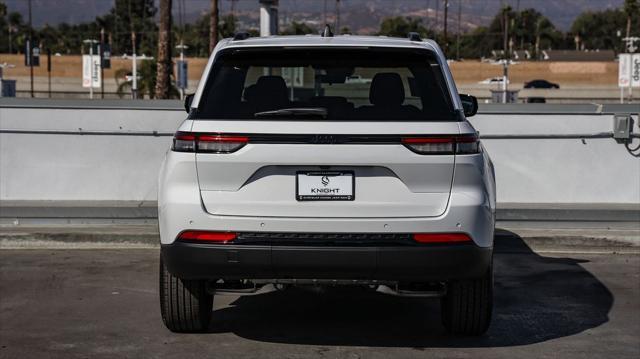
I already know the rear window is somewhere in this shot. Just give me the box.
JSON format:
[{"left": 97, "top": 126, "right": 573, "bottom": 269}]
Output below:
[{"left": 193, "top": 47, "right": 457, "bottom": 121}]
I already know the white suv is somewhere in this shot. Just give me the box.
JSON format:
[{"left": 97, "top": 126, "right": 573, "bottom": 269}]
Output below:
[{"left": 158, "top": 32, "right": 496, "bottom": 335}]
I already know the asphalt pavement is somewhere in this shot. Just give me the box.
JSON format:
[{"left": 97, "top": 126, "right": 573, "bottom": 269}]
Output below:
[{"left": 0, "top": 234, "right": 639, "bottom": 359}]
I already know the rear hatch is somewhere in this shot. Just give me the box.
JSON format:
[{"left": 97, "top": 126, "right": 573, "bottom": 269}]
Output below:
[
  {"left": 192, "top": 120, "right": 460, "bottom": 218},
  {"left": 186, "top": 45, "right": 464, "bottom": 218}
]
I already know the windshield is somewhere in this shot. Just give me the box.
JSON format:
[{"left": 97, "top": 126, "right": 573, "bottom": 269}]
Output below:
[{"left": 193, "top": 47, "right": 457, "bottom": 121}]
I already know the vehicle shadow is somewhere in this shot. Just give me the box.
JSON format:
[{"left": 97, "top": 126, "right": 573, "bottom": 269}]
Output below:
[{"left": 206, "top": 230, "right": 613, "bottom": 347}]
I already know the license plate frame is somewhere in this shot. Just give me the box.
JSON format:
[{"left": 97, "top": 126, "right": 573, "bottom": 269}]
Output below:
[{"left": 296, "top": 171, "right": 355, "bottom": 201}]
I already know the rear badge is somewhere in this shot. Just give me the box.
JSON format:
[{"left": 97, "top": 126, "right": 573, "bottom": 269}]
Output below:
[{"left": 296, "top": 171, "right": 355, "bottom": 201}]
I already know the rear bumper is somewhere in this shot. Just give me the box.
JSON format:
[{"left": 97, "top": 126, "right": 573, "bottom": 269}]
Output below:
[
  {"left": 161, "top": 241, "right": 492, "bottom": 282},
  {"left": 159, "top": 150, "right": 496, "bottom": 248}
]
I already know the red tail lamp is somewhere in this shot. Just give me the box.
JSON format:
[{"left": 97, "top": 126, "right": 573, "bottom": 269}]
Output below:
[
  {"left": 412, "top": 233, "right": 472, "bottom": 244},
  {"left": 178, "top": 231, "right": 237, "bottom": 243}
]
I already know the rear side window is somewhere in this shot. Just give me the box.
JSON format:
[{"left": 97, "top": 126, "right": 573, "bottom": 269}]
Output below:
[{"left": 194, "top": 47, "right": 456, "bottom": 121}]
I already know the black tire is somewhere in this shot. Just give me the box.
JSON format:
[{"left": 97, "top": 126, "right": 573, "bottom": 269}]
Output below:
[
  {"left": 441, "top": 266, "right": 493, "bottom": 336},
  {"left": 159, "top": 255, "right": 213, "bottom": 332}
]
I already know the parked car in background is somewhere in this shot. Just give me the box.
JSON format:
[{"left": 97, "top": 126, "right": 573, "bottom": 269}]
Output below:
[
  {"left": 478, "top": 77, "right": 504, "bottom": 85},
  {"left": 158, "top": 33, "right": 496, "bottom": 336},
  {"left": 524, "top": 79, "right": 559, "bottom": 89}
]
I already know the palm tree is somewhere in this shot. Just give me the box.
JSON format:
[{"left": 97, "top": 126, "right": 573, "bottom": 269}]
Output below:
[
  {"left": 155, "top": 0, "right": 172, "bottom": 99},
  {"left": 624, "top": 0, "right": 639, "bottom": 40}
]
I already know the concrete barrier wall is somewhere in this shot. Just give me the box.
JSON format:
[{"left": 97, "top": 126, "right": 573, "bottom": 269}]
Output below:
[{"left": 1, "top": 99, "right": 638, "bottom": 205}]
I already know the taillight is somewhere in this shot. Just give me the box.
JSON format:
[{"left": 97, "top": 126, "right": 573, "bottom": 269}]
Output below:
[
  {"left": 401, "top": 134, "right": 479, "bottom": 155},
  {"left": 172, "top": 132, "right": 196, "bottom": 152},
  {"left": 178, "top": 231, "right": 237, "bottom": 243},
  {"left": 172, "top": 132, "right": 248, "bottom": 153},
  {"left": 412, "top": 233, "right": 472, "bottom": 244},
  {"left": 455, "top": 135, "right": 481, "bottom": 154}
]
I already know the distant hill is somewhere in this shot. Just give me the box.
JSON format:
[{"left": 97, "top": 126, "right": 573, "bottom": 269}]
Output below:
[{"left": 3, "top": 0, "right": 626, "bottom": 32}]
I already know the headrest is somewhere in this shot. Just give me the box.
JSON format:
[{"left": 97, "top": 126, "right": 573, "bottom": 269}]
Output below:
[
  {"left": 244, "top": 76, "right": 289, "bottom": 109},
  {"left": 258, "top": 76, "right": 289, "bottom": 107},
  {"left": 243, "top": 84, "right": 258, "bottom": 102},
  {"left": 369, "top": 73, "right": 405, "bottom": 106},
  {"left": 256, "top": 75, "right": 288, "bottom": 94}
]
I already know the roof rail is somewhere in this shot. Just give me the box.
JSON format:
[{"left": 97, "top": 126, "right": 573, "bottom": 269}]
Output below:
[
  {"left": 233, "top": 32, "right": 251, "bottom": 41},
  {"left": 407, "top": 32, "right": 422, "bottom": 41}
]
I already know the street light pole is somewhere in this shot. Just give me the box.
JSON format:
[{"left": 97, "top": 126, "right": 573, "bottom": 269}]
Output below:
[
  {"left": 100, "top": 28, "right": 105, "bottom": 99},
  {"left": 131, "top": 32, "right": 138, "bottom": 99},
  {"left": 123, "top": 53, "right": 153, "bottom": 100},
  {"left": 83, "top": 39, "right": 98, "bottom": 99}
]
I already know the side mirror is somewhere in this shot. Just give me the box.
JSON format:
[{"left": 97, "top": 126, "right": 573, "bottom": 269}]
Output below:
[
  {"left": 459, "top": 94, "right": 478, "bottom": 117},
  {"left": 184, "top": 94, "right": 194, "bottom": 113}
]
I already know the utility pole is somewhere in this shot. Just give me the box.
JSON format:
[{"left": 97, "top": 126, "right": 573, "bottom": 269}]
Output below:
[
  {"left": 435, "top": 0, "right": 439, "bottom": 30},
  {"left": 425, "top": 0, "right": 430, "bottom": 29},
  {"left": 336, "top": 0, "right": 341, "bottom": 32},
  {"left": 443, "top": 0, "right": 449, "bottom": 54},
  {"left": 503, "top": 7, "right": 509, "bottom": 59},
  {"left": 28, "top": 0, "right": 33, "bottom": 98},
  {"left": 230, "top": 0, "right": 237, "bottom": 16},
  {"left": 100, "top": 28, "right": 105, "bottom": 99},
  {"left": 323, "top": 0, "right": 327, "bottom": 25},
  {"left": 456, "top": 0, "right": 461, "bottom": 60}
]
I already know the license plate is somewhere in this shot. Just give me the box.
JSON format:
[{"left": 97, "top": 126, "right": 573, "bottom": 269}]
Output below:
[{"left": 296, "top": 171, "right": 355, "bottom": 201}]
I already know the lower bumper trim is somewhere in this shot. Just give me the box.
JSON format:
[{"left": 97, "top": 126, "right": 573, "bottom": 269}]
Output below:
[{"left": 162, "top": 241, "right": 492, "bottom": 282}]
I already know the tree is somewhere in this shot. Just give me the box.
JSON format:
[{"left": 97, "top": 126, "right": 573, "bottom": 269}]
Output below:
[
  {"left": 571, "top": 8, "right": 639, "bottom": 53},
  {"left": 452, "top": 7, "right": 560, "bottom": 59},
  {"left": 378, "top": 16, "right": 433, "bottom": 38},
  {"left": 210, "top": 0, "right": 219, "bottom": 53},
  {"left": 180, "top": 14, "right": 209, "bottom": 57},
  {"left": 0, "top": 2, "right": 8, "bottom": 53},
  {"left": 155, "top": 0, "right": 172, "bottom": 99},
  {"left": 102, "top": 0, "right": 157, "bottom": 55},
  {"left": 0, "top": 9, "right": 27, "bottom": 54},
  {"left": 281, "top": 21, "right": 316, "bottom": 35},
  {"left": 219, "top": 14, "right": 237, "bottom": 38}
]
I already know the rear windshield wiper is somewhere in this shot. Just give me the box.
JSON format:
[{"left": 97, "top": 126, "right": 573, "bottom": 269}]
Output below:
[{"left": 254, "top": 107, "right": 328, "bottom": 119}]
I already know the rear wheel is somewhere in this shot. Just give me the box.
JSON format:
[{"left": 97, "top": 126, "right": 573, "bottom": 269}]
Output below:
[
  {"left": 441, "top": 266, "right": 493, "bottom": 336},
  {"left": 159, "top": 255, "right": 213, "bottom": 332}
]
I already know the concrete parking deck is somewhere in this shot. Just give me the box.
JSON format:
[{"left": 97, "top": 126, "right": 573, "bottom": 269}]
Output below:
[{"left": 0, "top": 233, "right": 638, "bottom": 359}]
